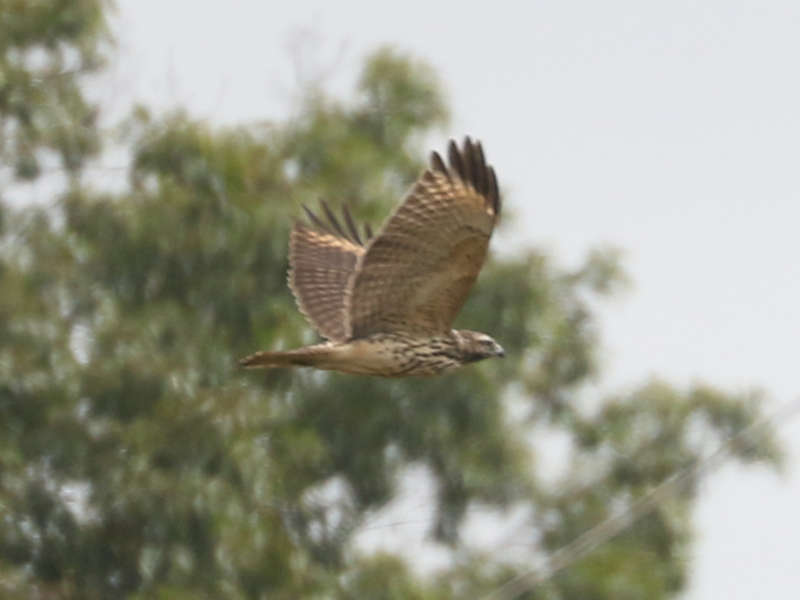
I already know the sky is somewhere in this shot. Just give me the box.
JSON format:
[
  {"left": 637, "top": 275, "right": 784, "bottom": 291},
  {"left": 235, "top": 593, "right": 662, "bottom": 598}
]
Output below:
[{"left": 107, "top": 1, "right": 800, "bottom": 597}]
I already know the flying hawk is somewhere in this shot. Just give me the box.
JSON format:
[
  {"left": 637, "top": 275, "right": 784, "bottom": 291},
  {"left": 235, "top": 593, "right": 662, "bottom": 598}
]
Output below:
[{"left": 240, "top": 137, "right": 504, "bottom": 376}]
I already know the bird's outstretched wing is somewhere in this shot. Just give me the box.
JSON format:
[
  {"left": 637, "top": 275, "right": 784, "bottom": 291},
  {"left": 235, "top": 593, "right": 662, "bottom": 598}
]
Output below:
[
  {"left": 346, "top": 137, "right": 501, "bottom": 338},
  {"left": 288, "top": 203, "right": 373, "bottom": 341}
]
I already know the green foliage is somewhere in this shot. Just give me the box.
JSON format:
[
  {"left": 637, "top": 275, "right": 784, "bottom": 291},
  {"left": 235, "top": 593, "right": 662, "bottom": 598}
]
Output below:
[
  {"left": 356, "top": 47, "right": 449, "bottom": 149},
  {"left": 0, "top": 6, "right": 782, "bottom": 599},
  {"left": 0, "top": 0, "right": 110, "bottom": 181}
]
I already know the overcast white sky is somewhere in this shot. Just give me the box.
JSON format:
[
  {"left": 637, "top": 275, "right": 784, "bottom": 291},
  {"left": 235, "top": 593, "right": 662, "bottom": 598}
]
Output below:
[{"left": 108, "top": 1, "right": 800, "bottom": 597}]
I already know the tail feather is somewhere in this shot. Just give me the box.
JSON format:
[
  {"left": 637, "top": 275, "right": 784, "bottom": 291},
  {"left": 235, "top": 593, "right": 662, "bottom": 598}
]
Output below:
[{"left": 238, "top": 345, "right": 332, "bottom": 369}]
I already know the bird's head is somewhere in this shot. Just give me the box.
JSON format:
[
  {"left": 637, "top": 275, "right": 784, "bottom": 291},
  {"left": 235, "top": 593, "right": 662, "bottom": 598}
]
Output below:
[{"left": 453, "top": 330, "right": 505, "bottom": 363}]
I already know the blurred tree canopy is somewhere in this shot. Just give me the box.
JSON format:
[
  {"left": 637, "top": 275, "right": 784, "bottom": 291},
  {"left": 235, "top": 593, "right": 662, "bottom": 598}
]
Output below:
[
  {"left": 0, "top": 1, "right": 782, "bottom": 599},
  {"left": 0, "top": 0, "right": 108, "bottom": 181}
]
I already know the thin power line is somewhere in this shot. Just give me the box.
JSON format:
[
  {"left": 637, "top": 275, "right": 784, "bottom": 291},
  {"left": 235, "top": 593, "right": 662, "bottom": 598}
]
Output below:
[{"left": 481, "top": 398, "right": 800, "bottom": 600}]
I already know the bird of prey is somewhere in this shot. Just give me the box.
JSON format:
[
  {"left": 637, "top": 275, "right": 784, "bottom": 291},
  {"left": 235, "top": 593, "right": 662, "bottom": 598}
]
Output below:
[{"left": 240, "top": 137, "right": 504, "bottom": 376}]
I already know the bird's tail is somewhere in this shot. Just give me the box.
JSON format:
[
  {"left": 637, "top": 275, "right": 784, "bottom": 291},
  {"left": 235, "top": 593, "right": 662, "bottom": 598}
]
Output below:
[{"left": 238, "top": 345, "right": 332, "bottom": 369}]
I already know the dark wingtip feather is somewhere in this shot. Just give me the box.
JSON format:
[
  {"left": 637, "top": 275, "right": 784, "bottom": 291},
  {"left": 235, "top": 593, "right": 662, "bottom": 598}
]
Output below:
[
  {"left": 461, "top": 137, "right": 475, "bottom": 185},
  {"left": 473, "top": 141, "right": 487, "bottom": 195},
  {"left": 303, "top": 204, "right": 330, "bottom": 232},
  {"left": 447, "top": 139, "right": 465, "bottom": 180},
  {"left": 303, "top": 201, "right": 372, "bottom": 245},
  {"left": 320, "top": 200, "right": 346, "bottom": 238},
  {"left": 431, "top": 151, "right": 449, "bottom": 177},
  {"left": 445, "top": 137, "right": 501, "bottom": 217},
  {"left": 342, "top": 204, "right": 362, "bottom": 245},
  {"left": 487, "top": 166, "right": 500, "bottom": 215}
]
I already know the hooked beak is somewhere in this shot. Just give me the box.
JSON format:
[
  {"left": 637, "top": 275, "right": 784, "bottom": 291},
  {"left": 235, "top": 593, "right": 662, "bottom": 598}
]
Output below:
[{"left": 494, "top": 342, "right": 505, "bottom": 358}]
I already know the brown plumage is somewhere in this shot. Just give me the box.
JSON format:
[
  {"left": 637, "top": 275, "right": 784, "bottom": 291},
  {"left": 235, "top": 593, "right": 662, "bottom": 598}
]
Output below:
[{"left": 240, "top": 137, "right": 505, "bottom": 376}]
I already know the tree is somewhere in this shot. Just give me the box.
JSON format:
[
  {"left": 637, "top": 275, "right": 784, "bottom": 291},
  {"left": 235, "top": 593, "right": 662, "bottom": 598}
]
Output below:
[
  {"left": 0, "top": 3, "right": 782, "bottom": 598},
  {"left": 0, "top": 0, "right": 109, "bottom": 182}
]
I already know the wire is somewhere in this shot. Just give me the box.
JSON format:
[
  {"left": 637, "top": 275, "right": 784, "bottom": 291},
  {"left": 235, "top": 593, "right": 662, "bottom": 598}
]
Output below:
[{"left": 481, "top": 397, "right": 800, "bottom": 600}]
